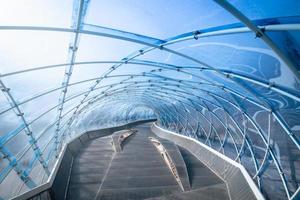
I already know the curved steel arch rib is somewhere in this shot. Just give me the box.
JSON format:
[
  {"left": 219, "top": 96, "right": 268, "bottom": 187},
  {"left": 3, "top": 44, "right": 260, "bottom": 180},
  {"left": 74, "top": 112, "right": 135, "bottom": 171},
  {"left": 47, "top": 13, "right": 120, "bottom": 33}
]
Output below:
[
  {"left": 1, "top": 68, "right": 298, "bottom": 165},
  {"left": 1, "top": 21, "right": 299, "bottom": 161}
]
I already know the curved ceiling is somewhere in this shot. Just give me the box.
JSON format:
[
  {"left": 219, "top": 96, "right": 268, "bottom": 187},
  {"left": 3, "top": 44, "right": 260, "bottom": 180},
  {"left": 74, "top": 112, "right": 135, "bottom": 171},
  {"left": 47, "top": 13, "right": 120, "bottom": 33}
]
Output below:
[{"left": 0, "top": 0, "right": 300, "bottom": 199}]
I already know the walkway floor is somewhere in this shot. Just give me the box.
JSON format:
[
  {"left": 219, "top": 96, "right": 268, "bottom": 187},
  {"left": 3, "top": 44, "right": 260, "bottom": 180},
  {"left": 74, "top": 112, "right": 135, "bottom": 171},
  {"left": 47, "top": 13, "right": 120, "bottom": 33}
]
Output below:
[{"left": 66, "top": 124, "right": 229, "bottom": 200}]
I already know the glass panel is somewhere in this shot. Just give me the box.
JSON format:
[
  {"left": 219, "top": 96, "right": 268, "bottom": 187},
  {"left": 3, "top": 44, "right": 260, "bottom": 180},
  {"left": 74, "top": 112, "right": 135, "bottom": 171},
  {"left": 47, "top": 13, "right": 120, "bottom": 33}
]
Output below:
[
  {"left": 270, "top": 116, "right": 300, "bottom": 195},
  {"left": 0, "top": 31, "right": 70, "bottom": 74},
  {"left": 234, "top": 78, "right": 300, "bottom": 111},
  {"left": 86, "top": 0, "right": 238, "bottom": 38},
  {"left": 279, "top": 108, "right": 300, "bottom": 139},
  {"left": 266, "top": 31, "right": 300, "bottom": 71},
  {"left": 76, "top": 34, "right": 144, "bottom": 61},
  {"left": 30, "top": 107, "right": 58, "bottom": 139},
  {"left": 6, "top": 130, "right": 28, "bottom": 156},
  {"left": 139, "top": 48, "right": 198, "bottom": 66},
  {"left": 0, "top": 110, "right": 23, "bottom": 138},
  {"left": 109, "top": 63, "right": 158, "bottom": 76},
  {"left": 0, "top": 0, "right": 72, "bottom": 27},
  {"left": 38, "top": 125, "right": 56, "bottom": 151},
  {"left": 224, "top": 133, "right": 238, "bottom": 159},
  {"left": 0, "top": 92, "right": 10, "bottom": 112},
  {"left": 43, "top": 140, "right": 56, "bottom": 171},
  {"left": 228, "top": 0, "right": 300, "bottom": 21},
  {"left": 167, "top": 32, "right": 300, "bottom": 91},
  {"left": 28, "top": 162, "right": 45, "bottom": 185},
  {"left": 18, "top": 148, "right": 35, "bottom": 172},
  {"left": 0, "top": 170, "right": 25, "bottom": 199},
  {"left": 19, "top": 90, "right": 61, "bottom": 123},
  {"left": 0, "top": 152, "right": 9, "bottom": 175},
  {"left": 66, "top": 81, "right": 94, "bottom": 99},
  {"left": 260, "top": 161, "right": 287, "bottom": 200},
  {"left": 2, "top": 68, "right": 64, "bottom": 102}
]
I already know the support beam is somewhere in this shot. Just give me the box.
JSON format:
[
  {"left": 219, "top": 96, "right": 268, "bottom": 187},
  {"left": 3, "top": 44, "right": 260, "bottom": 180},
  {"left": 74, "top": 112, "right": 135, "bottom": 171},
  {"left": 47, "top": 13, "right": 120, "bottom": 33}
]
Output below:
[{"left": 54, "top": 0, "right": 90, "bottom": 157}]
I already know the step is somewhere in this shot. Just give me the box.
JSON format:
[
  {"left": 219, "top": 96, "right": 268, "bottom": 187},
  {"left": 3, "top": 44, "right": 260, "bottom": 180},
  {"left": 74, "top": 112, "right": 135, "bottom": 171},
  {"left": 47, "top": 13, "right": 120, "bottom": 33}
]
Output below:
[
  {"left": 97, "top": 185, "right": 181, "bottom": 200},
  {"left": 146, "top": 183, "right": 229, "bottom": 200},
  {"left": 178, "top": 146, "right": 224, "bottom": 190}
]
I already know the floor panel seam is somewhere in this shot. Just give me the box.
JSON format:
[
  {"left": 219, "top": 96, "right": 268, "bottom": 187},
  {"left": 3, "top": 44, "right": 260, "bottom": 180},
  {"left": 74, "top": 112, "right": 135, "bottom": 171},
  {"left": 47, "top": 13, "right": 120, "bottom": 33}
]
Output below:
[{"left": 94, "top": 146, "right": 116, "bottom": 200}]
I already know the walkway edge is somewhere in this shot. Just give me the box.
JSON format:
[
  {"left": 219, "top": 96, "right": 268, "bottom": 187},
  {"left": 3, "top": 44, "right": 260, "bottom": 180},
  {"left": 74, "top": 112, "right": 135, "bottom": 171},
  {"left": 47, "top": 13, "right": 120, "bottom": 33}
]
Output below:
[
  {"left": 10, "top": 119, "right": 155, "bottom": 200},
  {"left": 151, "top": 123, "right": 265, "bottom": 200}
]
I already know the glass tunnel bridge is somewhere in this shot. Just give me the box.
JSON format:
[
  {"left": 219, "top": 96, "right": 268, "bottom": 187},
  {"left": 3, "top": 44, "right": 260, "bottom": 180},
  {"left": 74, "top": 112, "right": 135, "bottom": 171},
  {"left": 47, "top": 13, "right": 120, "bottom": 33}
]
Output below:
[{"left": 0, "top": 0, "right": 300, "bottom": 199}]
